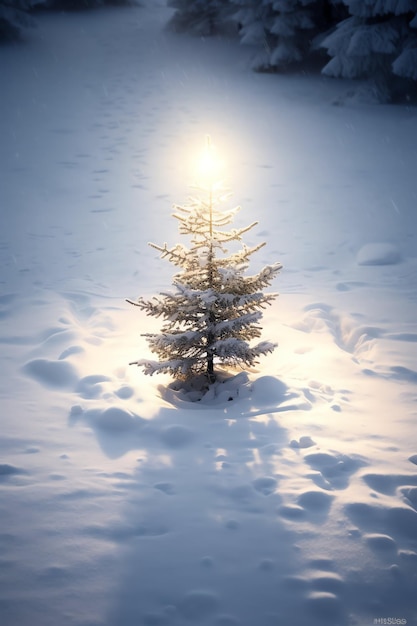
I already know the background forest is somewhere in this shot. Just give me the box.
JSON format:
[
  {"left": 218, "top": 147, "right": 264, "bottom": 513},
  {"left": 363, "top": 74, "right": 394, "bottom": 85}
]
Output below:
[{"left": 2, "top": 0, "right": 417, "bottom": 102}]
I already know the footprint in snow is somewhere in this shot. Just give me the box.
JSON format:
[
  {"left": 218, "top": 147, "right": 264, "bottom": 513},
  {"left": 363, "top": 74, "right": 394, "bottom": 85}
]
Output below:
[
  {"left": 297, "top": 490, "right": 334, "bottom": 514},
  {"left": 304, "top": 590, "right": 343, "bottom": 621},
  {"left": 278, "top": 504, "right": 305, "bottom": 520},
  {"left": 309, "top": 571, "right": 345, "bottom": 594},
  {"left": 178, "top": 589, "right": 219, "bottom": 621},
  {"left": 258, "top": 558, "right": 275, "bottom": 572},
  {"left": 252, "top": 476, "right": 277, "bottom": 496},
  {"left": 76, "top": 374, "right": 111, "bottom": 399},
  {"left": 297, "top": 561, "right": 345, "bottom": 621},
  {"left": 304, "top": 451, "right": 366, "bottom": 490},
  {"left": 114, "top": 385, "right": 134, "bottom": 399},
  {"left": 0, "top": 464, "right": 27, "bottom": 479},
  {"left": 346, "top": 501, "right": 417, "bottom": 540},
  {"left": 364, "top": 533, "right": 397, "bottom": 553},
  {"left": 362, "top": 472, "right": 417, "bottom": 496},
  {"left": 154, "top": 482, "right": 175, "bottom": 495}
]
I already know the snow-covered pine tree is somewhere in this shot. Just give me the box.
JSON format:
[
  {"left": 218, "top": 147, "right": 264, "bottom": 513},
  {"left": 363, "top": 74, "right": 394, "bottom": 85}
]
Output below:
[
  {"left": 127, "top": 137, "right": 282, "bottom": 385},
  {"left": 231, "top": 0, "right": 346, "bottom": 71},
  {"left": 392, "top": 10, "right": 417, "bottom": 81},
  {"left": 231, "top": 0, "right": 276, "bottom": 70},
  {"left": 321, "top": 0, "right": 417, "bottom": 100},
  {"left": 167, "top": 0, "right": 233, "bottom": 36},
  {"left": 264, "top": 0, "right": 325, "bottom": 69}
]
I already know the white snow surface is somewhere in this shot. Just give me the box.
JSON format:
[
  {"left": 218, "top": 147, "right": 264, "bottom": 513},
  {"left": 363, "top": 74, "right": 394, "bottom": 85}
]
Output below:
[{"left": 1, "top": 4, "right": 417, "bottom": 626}]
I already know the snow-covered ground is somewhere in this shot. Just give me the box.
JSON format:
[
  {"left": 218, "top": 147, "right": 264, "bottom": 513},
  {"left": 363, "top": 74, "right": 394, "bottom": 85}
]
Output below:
[{"left": 1, "top": 3, "right": 417, "bottom": 625}]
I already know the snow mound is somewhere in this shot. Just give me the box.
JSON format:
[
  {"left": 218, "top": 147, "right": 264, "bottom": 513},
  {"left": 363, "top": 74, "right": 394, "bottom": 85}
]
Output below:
[
  {"left": 290, "top": 436, "right": 315, "bottom": 449},
  {"left": 94, "top": 407, "right": 137, "bottom": 433},
  {"left": 364, "top": 533, "right": 396, "bottom": 551},
  {"left": 58, "top": 345, "right": 85, "bottom": 360},
  {"left": 305, "top": 590, "right": 342, "bottom": 620},
  {"left": 356, "top": 242, "right": 401, "bottom": 266},
  {"left": 76, "top": 374, "right": 112, "bottom": 399},
  {"left": 157, "top": 372, "right": 304, "bottom": 416},
  {"left": 0, "top": 463, "right": 26, "bottom": 477},
  {"left": 178, "top": 589, "right": 219, "bottom": 620},
  {"left": 79, "top": 406, "right": 141, "bottom": 434},
  {"left": 347, "top": 501, "right": 416, "bottom": 537},
  {"left": 252, "top": 476, "right": 277, "bottom": 496},
  {"left": 159, "top": 371, "right": 252, "bottom": 408},
  {"left": 297, "top": 490, "right": 333, "bottom": 512},
  {"left": 22, "top": 358, "right": 78, "bottom": 389},
  {"left": 159, "top": 424, "right": 194, "bottom": 448},
  {"left": 251, "top": 376, "right": 288, "bottom": 406},
  {"left": 115, "top": 385, "right": 134, "bottom": 399}
]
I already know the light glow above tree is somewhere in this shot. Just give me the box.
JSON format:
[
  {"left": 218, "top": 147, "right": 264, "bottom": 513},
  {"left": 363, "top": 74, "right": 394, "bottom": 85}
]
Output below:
[{"left": 195, "top": 135, "right": 224, "bottom": 188}]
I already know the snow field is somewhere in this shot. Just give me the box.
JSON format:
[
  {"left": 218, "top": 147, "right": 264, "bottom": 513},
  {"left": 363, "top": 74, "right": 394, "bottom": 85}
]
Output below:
[
  {"left": 1, "top": 3, "right": 417, "bottom": 626},
  {"left": 2, "top": 286, "right": 415, "bottom": 625}
]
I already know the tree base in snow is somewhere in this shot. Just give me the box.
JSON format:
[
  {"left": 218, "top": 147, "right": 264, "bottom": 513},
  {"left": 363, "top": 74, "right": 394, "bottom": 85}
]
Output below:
[{"left": 158, "top": 370, "right": 253, "bottom": 407}]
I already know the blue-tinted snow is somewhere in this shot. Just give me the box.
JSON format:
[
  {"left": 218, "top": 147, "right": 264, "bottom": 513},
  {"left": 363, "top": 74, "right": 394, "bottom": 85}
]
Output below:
[{"left": 0, "top": 3, "right": 417, "bottom": 626}]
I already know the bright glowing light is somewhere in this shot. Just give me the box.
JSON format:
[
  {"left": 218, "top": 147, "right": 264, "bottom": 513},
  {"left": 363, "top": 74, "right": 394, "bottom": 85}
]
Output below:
[{"left": 195, "top": 135, "right": 224, "bottom": 186}]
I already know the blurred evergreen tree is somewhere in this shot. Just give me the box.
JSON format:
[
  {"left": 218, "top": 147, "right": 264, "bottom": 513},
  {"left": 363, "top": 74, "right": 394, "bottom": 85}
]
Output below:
[
  {"left": 321, "top": 0, "right": 417, "bottom": 100},
  {"left": 231, "top": 0, "right": 347, "bottom": 71},
  {"left": 0, "top": 0, "right": 35, "bottom": 40},
  {"left": 167, "top": 0, "right": 234, "bottom": 36}
]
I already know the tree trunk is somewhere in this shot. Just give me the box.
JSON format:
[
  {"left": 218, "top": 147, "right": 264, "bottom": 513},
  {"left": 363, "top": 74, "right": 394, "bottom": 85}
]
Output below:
[
  {"left": 206, "top": 176, "right": 216, "bottom": 384},
  {"left": 207, "top": 349, "right": 215, "bottom": 383},
  {"left": 206, "top": 309, "right": 216, "bottom": 384}
]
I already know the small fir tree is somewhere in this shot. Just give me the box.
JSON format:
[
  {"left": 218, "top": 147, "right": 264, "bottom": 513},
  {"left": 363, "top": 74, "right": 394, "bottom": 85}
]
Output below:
[{"left": 128, "top": 137, "right": 282, "bottom": 385}]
